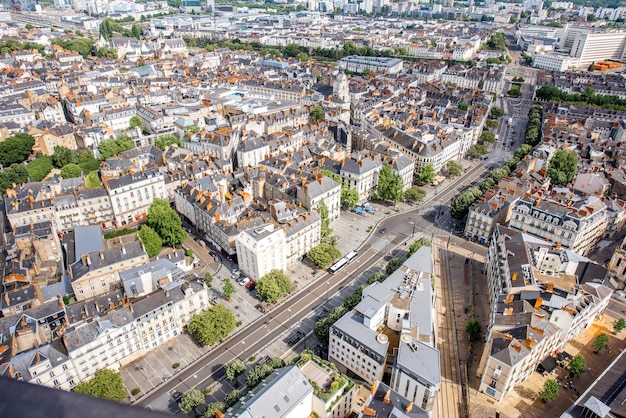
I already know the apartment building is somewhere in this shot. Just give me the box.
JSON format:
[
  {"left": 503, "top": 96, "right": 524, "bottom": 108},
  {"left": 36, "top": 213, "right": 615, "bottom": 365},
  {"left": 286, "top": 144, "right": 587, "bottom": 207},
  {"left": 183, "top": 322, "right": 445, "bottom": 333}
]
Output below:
[
  {"left": 69, "top": 240, "right": 148, "bottom": 301},
  {"left": 298, "top": 173, "right": 342, "bottom": 221},
  {"left": 281, "top": 210, "right": 321, "bottom": 269},
  {"left": 532, "top": 54, "right": 573, "bottom": 71},
  {"left": 338, "top": 56, "right": 404, "bottom": 74},
  {"left": 464, "top": 188, "right": 517, "bottom": 244},
  {"left": 479, "top": 225, "right": 613, "bottom": 400},
  {"left": 0, "top": 103, "right": 35, "bottom": 128},
  {"left": 339, "top": 155, "right": 382, "bottom": 200},
  {"left": 236, "top": 137, "right": 270, "bottom": 168},
  {"left": 329, "top": 247, "right": 440, "bottom": 413},
  {"left": 235, "top": 224, "right": 286, "bottom": 281},
  {"left": 508, "top": 195, "right": 607, "bottom": 256},
  {"left": 54, "top": 188, "right": 114, "bottom": 232},
  {"left": 105, "top": 169, "right": 166, "bottom": 227}
]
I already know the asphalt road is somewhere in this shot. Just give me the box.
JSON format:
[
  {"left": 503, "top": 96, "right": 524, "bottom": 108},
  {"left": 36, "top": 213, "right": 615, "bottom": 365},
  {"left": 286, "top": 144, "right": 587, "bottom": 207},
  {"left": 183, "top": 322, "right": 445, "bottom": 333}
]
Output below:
[{"left": 136, "top": 156, "right": 495, "bottom": 409}]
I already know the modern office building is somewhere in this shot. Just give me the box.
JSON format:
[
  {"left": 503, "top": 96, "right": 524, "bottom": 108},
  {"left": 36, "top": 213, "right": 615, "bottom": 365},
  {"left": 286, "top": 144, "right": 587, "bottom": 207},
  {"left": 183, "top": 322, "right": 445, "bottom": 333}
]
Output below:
[{"left": 329, "top": 247, "right": 440, "bottom": 413}]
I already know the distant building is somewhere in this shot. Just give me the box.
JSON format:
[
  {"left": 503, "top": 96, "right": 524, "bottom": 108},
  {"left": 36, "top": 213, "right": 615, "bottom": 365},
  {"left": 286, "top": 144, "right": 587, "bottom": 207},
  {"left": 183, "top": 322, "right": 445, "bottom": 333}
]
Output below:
[
  {"left": 357, "top": 381, "right": 429, "bottom": 418},
  {"left": 338, "top": 56, "right": 404, "bottom": 74}
]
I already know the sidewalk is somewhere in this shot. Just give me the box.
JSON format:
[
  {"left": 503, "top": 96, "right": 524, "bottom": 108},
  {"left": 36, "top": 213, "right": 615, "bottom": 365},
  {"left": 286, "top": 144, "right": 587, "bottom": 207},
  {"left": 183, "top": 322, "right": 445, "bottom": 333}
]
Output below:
[{"left": 119, "top": 160, "right": 480, "bottom": 407}]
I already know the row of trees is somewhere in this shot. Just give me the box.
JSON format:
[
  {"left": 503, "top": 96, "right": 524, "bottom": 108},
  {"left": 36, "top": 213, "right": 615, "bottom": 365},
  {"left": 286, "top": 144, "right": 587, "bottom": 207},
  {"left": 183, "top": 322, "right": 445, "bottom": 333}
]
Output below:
[
  {"left": 0, "top": 39, "right": 45, "bottom": 55},
  {"left": 183, "top": 37, "right": 409, "bottom": 63},
  {"left": 99, "top": 17, "right": 142, "bottom": 41},
  {"left": 536, "top": 85, "right": 626, "bottom": 111},
  {"left": 450, "top": 106, "right": 541, "bottom": 219},
  {"left": 181, "top": 357, "right": 287, "bottom": 418},
  {"left": 51, "top": 37, "right": 94, "bottom": 59}
]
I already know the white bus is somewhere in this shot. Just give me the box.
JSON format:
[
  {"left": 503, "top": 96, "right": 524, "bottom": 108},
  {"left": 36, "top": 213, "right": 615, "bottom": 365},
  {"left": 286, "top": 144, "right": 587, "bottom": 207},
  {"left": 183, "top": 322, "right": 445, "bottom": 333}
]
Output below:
[{"left": 328, "top": 250, "right": 358, "bottom": 274}]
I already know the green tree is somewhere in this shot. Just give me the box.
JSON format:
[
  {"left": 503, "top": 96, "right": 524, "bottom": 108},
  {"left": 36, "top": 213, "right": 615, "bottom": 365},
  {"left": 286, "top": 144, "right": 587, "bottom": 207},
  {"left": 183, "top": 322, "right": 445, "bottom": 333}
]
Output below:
[
  {"left": 225, "top": 359, "right": 246, "bottom": 381},
  {"left": 592, "top": 333, "right": 609, "bottom": 353},
  {"left": 26, "top": 154, "right": 52, "bottom": 182},
  {"left": 547, "top": 150, "right": 578, "bottom": 185},
  {"left": 138, "top": 225, "right": 162, "bottom": 257},
  {"left": 486, "top": 119, "right": 499, "bottom": 129},
  {"left": 224, "top": 390, "right": 244, "bottom": 408},
  {"left": 98, "top": 135, "right": 134, "bottom": 160},
  {"left": 78, "top": 150, "right": 100, "bottom": 173},
  {"left": 99, "top": 18, "right": 113, "bottom": 41},
  {"left": 167, "top": 0, "right": 181, "bottom": 7},
  {"left": 376, "top": 164, "right": 405, "bottom": 202},
  {"left": 0, "top": 164, "right": 29, "bottom": 194},
  {"left": 309, "top": 105, "right": 323, "bottom": 122},
  {"left": 318, "top": 199, "right": 332, "bottom": 239},
  {"left": 568, "top": 354, "right": 586, "bottom": 376},
  {"left": 155, "top": 134, "right": 182, "bottom": 150},
  {"left": 188, "top": 304, "right": 236, "bottom": 346},
  {"left": 128, "top": 116, "right": 142, "bottom": 130},
  {"left": 25, "top": 23, "right": 34, "bottom": 29},
  {"left": 341, "top": 187, "right": 359, "bottom": 208},
  {"left": 256, "top": 270, "right": 292, "bottom": 303},
  {"left": 131, "top": 23, "right": 142, "bottom": 39},
  {"left": 51, "top": 37, "right": 94, "bottom": 58},
  {"left": 458, "top": 102, "right": 468, "bottom": 111},
  {"left": 407, "top": 238, "right": 431, "bottom": 257},
  {"left": 245, "top": 363, "right": 275, "bottom": 389},
  {"left": 222, "top": 278, "right": 236, "bottom": 300},
  {"left": 451, "top": 187, "right": 483, "bottom": 219},
  {"left": 85, "top": 171, "right": 101, "bottom": 188},
  {"left": 539, "top": 379, "right": 559, "bottom": 402},
  {"left": 405, "top": 186, "right": 426, "bottom": 202},
  {"left": 0, "top": 133, "right": 35, "bottom": 166},
  {"left": 418, "top": 163, "right": 436, "bottom": 185},
  {"left": 52, "top": 145, "right": 76, "bottom": 168},
  {"left": 202, "top": 401, "right": 226, "bottom": 418},
  {"left": 446, "top": 160, "right": 464, "bottom": 177},
  {"left": 97, "top": 47, "right": 118, "bottom": 59},
  {"left": 491, "top": 107, "right": 504, "bottom": 118},
  {"left": 465, "top": 320, "right": 482, "bottom": 340},
  {"left": 480, "top": 131, "right": 496, "bottom": 143},
  {"left": 73, "top": 369, "right": 127, "bottom": 402},
  {"left": 179, "top": 388, "right": 205, "bottom": 416},
  {"left": 314, "top": 305, "right": 348, "bottom": 346},
  {"left": 613, "top": 318, "right": 626, "bottom": 334},
  {"left": 466, "top": 144, "right": 489, "bottom": 158},
  {"left": 60, "top": 163, "right": 82, "bottom": 179},
  {"left": 386, "top": 258, "right": 404, "bottom": 275},
  {"left": 146, "top": 198, "right": 187, "bottom": 247},
  {"left": 307, "top": 243, "right": 342, "bottom": 269},
  {"left": 204, "top": 272, "right": 213, "bottom": 287}
]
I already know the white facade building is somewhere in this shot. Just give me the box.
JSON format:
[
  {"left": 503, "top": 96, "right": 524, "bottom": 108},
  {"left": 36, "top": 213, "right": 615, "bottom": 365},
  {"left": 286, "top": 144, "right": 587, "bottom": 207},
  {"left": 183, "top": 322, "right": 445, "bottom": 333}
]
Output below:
[{"left": 235, "top": 224, "right": 286, "bottom": 281}]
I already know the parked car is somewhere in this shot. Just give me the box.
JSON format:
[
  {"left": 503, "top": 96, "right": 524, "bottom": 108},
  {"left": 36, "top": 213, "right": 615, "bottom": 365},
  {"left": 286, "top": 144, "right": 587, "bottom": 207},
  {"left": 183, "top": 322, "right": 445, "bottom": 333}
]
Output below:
[
  {"left": 245, "top": 279, "right": 256, "bottom": 289},
  {"left": 239, "top": 277, "right": 251, "bottom": 286},
  {"left": 380, "top": 228, "right": 387, "bottom": 234},
  {"left": 197, "top": 240, "right": 207, "bottom": 247},
  {"left": 231, "top": 268, "right": 241, "bottom": 278},
  {"left": 209, "top": 251, "right": 217, "bottom": 258}
]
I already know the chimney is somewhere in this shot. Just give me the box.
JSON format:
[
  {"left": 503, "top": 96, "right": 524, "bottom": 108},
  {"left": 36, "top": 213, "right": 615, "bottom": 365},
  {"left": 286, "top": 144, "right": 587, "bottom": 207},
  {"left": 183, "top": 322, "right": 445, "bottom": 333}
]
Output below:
[
  {"left": 384, "top": 389, "right": 391, "bottom": 404},
  {"left": 129, "top": 303, "right": 134, "bottom": 312},
  {"left": 370, "top": 381, "right": 378, "bottom": 394},
  {"left": 406, "top": 402, "right": 413, "bottom": 413},
  {"left": 57, "top": 294, "right": 63, "bottom": 308},
  {"left": 99, "top": 251, "right": 104, "bottom": 260}
]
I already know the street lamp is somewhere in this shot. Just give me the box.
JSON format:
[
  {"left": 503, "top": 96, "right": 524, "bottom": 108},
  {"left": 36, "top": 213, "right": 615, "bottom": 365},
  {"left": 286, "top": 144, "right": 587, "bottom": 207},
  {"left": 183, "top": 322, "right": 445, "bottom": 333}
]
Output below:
[
  {"left": 138, "top": 365, "right": 148, "bottom": 379},
  {"left": 326, "top": 281, "right": 329, "bottom": 301},
  {"left": 241, "top": 341, "right": 246, "bottom": 360},
  {"left": 409, "top": 222, "right": 415, "bottom": 238},
  {"left": 288, "top": 309, "right": 292, "bottom": 330}
]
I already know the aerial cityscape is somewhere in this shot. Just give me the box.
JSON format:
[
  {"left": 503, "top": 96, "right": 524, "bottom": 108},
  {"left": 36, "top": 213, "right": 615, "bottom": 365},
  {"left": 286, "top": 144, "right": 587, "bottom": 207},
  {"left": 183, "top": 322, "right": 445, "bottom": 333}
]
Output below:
[{"left": 0, "top": 0, "right": 625, "bottom": 417}]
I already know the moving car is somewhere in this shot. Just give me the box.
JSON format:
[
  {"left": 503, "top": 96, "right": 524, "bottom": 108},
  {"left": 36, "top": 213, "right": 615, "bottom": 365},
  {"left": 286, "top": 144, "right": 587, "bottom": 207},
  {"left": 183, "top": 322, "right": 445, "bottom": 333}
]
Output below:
[
  {"left": 231, "top": 268, "right": 241, "bottom": 278},
  {"left": 380, "top": 228, "right": 387, "bottom": 234}
]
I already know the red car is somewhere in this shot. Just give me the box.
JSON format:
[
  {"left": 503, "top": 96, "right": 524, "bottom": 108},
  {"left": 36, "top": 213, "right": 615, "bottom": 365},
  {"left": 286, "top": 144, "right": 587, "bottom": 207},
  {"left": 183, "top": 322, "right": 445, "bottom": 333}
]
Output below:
[{"left": 245, "top": 279, "right": 256, "bottom": 289}]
